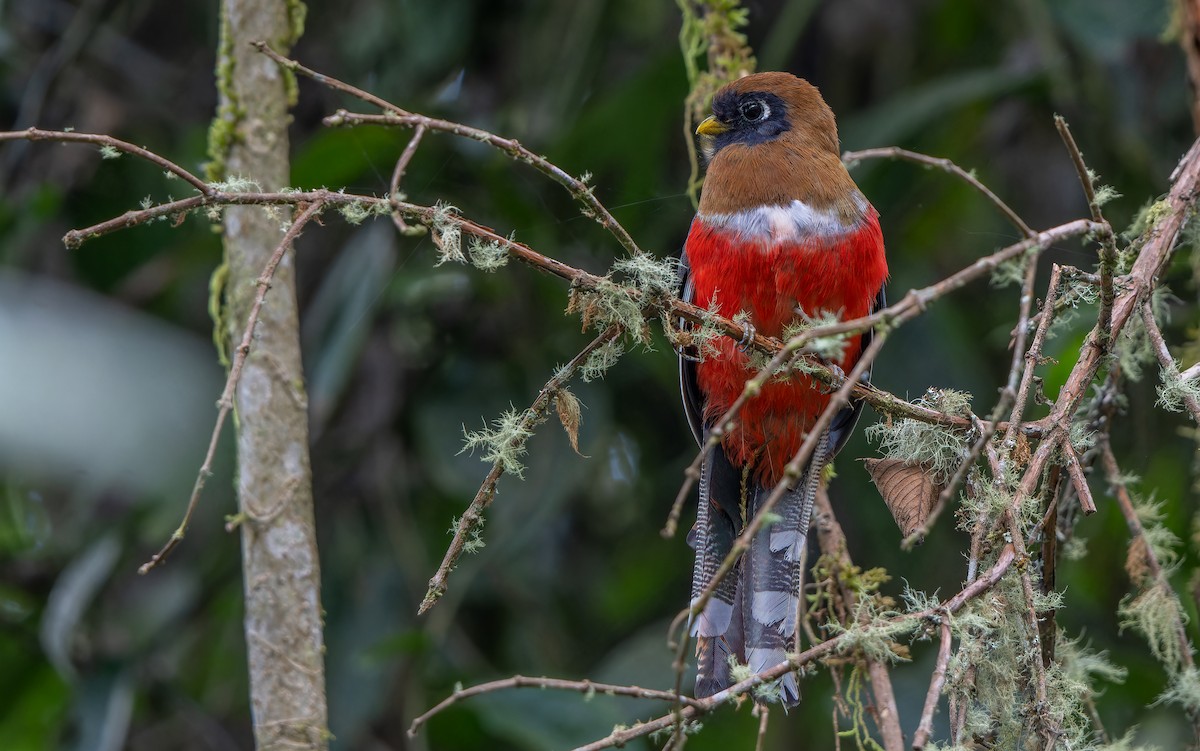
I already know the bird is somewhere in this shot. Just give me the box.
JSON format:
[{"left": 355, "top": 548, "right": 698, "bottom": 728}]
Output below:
[{"left": 678, "top": 72, "right": 888, "bottom": 705}]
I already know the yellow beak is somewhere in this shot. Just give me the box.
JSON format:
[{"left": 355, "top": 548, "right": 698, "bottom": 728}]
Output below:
[{"left": 696, "top": 116, "right": 729, "bottom": 136}]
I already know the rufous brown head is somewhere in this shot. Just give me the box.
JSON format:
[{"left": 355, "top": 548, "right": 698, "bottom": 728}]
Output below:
[{"left": 696, "top": 72, "right": 862, "bottom": 222}]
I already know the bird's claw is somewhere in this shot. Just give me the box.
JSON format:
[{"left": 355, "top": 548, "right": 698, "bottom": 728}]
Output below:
[
  {"left": 737, "top": 322, "right": 757, "bottom": 353},
  {"left": 818, "top": 361, "right": 847, "bottom": 393}
]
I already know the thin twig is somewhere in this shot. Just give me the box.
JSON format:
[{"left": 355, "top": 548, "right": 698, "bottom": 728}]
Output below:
[
  {"left": 0, "top": 127, "right": 212, "bottom": 194},
  {"left": 1099, "top": 439, "right": 1195, "bottom": 672},
  {"left": 407, "top": 674, "right": 704, "bottom": 737},
  {"left": 139, "top": 199, "right": 325, "bottom": 573},
  {"left": 753, "top": 705, "right": 770, "bottom": 751},
  {"left": 418, "top": 326, "right": 621, "bottom": 613},
  {"left": 568, "top": 544, "right": 1016, "bottom": 751},
  {"left": 1054, "top": 115, "right": 1117, "bottom": 353},
  {"left": 843, "top": 146, "right": 1036, "bottom": 239},
  {"left": 253, "top": 41, "right": 644, "bottom": 257},
  {"left": 1141, "top": 300, "right": 1200, "bottom": 425},
  {"left": 1004, "top": 264, "right": 1063, "bottom": 449},
  {"left": 389, "top": 124, "right": 426, "bottom": 235},
  {"left": 912, "top": 616, "right": 953, "bottom": 750},
  {"left": 1060, "top": 440, "right": 1096, "bottom": 515}
]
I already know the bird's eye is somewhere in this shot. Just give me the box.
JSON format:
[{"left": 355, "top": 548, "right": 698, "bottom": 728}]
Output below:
[{"left": 739, "top": 100, "right": 768, "bottom": 122}]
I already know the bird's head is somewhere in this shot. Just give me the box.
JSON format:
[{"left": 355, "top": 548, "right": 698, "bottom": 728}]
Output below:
[
  {"left": 696, "top": 72, "right": 839, "bottom": 161},
  {"left": 695, "top": 72, "right": 860, "bottom": 219}
]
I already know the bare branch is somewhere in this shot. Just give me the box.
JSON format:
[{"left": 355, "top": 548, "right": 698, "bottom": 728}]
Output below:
[
  {"left": 1054, "top": 116, "right": 1118, "bottom": 353},
  {"left": 389, "top": 123, "right": 426, "bottom": 235},
  {"left": 570, "top": 544, "right": 1017, "bottom": 751},
  {"left": 1140, "top": 300, "right": 1200, "bottom": 425},
  {"left": 912, "top": 617, "right": 953, "bottom": 750},
  {"left": 1015, "top": 135, "right": 1200, "bottom": 503},
  {"left": 1100, "top": 439, "right": 1196, "bottom": 672},
  {"left": 407, "top": 674, "right": 704, "bottom": 738},
  {"left": 419, "top": 327, "right": 621, "bottom": 614},
  {"left": 139, "top": 199, "right": 325, "bottom": 573},
  {"left": 0, "top": 126, "right": 212, "bottom": 194},
  {"left": 1004, "top": 264, "right": 1063, "bottom": 448},
  {"left": 252, "top": 42, "right": 644, "bottom": 258},
  {"left": 842, "top": 146, "right": 1036, "bottom": 239}
]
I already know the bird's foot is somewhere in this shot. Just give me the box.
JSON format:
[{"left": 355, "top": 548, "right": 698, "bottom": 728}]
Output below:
[
  {"left": 737, "top": 321, "right": 757, "bottom": 353},
  {"left": 817, "top": 360, "right": 847, "bottom": 393}
]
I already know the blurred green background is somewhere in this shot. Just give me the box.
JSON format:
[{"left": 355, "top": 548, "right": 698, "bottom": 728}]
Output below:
[{"left": 1, "top": 0, "right": 1197, "bottom": 748}]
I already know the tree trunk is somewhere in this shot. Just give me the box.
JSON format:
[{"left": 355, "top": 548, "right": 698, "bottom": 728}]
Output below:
[{"left": 212, "top": 1, "right": 329, "bottom": 748}]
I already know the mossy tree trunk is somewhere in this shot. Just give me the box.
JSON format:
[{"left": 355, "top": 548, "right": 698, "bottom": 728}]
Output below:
[{"left": 211, "top": 1, "right": 329, "bottom": 748}]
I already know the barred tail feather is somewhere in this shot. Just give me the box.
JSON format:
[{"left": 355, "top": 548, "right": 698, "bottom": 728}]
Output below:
[
  {"left": 742, "top": 431, "right": 831, "bottom": 707},
  {"left": 689, "top": 446, "right": 741, "bottom": 698}
]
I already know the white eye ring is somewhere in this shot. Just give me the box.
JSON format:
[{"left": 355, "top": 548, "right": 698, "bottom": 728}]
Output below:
[{"left": 739, "top": 100, "right": 769, "bottom": 122}]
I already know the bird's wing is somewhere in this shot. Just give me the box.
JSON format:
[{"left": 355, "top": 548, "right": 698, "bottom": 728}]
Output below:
[
  {"left": 678, "top": 249, "right": 705, "bottom": 447},
  {"left": 828, "top": 283, "right": 886, "bottom": 456}
]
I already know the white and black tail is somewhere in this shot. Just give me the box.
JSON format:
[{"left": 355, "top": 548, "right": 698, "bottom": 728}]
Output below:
[{"left": 688, "top": 434, "right": 829, "bottom": 707}]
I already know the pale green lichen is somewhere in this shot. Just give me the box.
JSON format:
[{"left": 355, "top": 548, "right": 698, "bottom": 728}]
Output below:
[
  {"left": 448, "top": 514, "right": 486, "bottom": 554},
  {"left": 612, "top": 253, "right": 680, "bottom": 297},
  {"left": 1063, "top": 535, "right": 1088, "bottom": 561},
  {"left": 430, "top": 203, "right": 465, "bottom": 266},
  {"left": 460, "top": 407, "right": 536, "bottom": 478},
  {"left": 99, "top": 145, "right": 121, "bottom": 160},
  {"left": 825, "top": 599, "right": 916, "bottom": 665},
  {"left": 338, "top": 200, "right": 371, "bottom": 226},
  {"left": 951, "top": 627, "right": 1015, "bottom": 739},
  {"left": 1156, "top": 363, "right": 1200, "bottom": 413},
  {"left": 567, "top": 278, "right": 650, "bottom": 344},
  {"left": 865, "top": 388, "right": 973, "bottom": 484},
  {"left": 1134, "top": 496, "right": 1182, "bottom": 573},
  {"left": 1125, "top": 198, "right": 1172, "bottom": 242},
  {"left": 1118, "top": 582, "right": 1188, "bottom": 673},
  {"left": 1087, "top": 169, "right": 1123, "bottom": 208},
  {"left": 899, "top": 582, "right": 940, "bottom": 614},
  {"left": 467, "top": 235, "right": 511, "bottom": 272},
  {"left": 1034, "top": 633, "right": 1129, "bottom": 749},
  {"left": 208, "top": 261, "right": 231, "bottom": 368},
  {"left": 209, "top": 175, "right": 262, "bottom": 193},
  {"left": 580, "top": 338, "right": 624, "bottom": 382},
  {"left": 1157, "top": 665, "right": 1200, "bottom": 716},
  {"left": 783, "top": 309, "right": 850, "bottom": 363}
]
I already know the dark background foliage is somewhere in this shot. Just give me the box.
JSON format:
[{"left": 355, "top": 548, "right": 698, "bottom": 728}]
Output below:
[{"left": 1, "top": 0, "right": 1196, "bottom": 748}]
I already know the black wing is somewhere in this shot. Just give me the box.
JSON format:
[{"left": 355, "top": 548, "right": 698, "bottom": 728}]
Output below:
[
  {"left": 678, "top": 248, "right": 705, "bottom": 447},
  {"left": 827, "top": 284, "right": 886, "bottom": 456}
]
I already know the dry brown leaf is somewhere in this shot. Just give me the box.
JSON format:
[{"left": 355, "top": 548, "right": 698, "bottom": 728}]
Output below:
[
  {"left": 554, "top": 388, "right": 584, "bottom": 456},
  {"left": 1125, "top": 535, "right": 1152, "bottom": 587},
  {"left": 862, "top": 458, "right": 943, "bottom": 539},
  {"left": 1012, "top": 432, "right": 1031, "bottom": 471}
]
